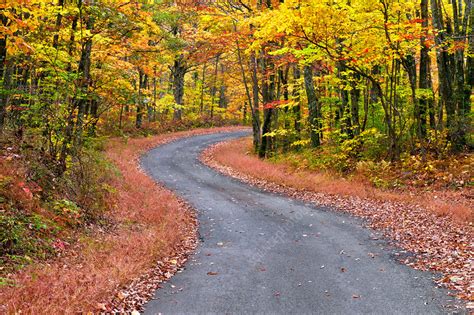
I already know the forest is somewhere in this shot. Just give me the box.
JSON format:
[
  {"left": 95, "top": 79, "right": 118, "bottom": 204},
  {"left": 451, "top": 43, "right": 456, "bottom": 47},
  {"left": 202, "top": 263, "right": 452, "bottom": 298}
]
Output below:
[
  {"left": 1, "top": 0, "right": 472, "bottom": 165},
  {"left": 0, "top": 0, "right": 473, "bottom": 313}
]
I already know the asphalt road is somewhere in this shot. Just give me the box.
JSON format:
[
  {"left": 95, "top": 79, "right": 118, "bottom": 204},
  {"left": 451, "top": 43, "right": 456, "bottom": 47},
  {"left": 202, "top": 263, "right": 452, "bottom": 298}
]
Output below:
[{"left": 141, "top": 131, "right": 454, "bottom": 315}]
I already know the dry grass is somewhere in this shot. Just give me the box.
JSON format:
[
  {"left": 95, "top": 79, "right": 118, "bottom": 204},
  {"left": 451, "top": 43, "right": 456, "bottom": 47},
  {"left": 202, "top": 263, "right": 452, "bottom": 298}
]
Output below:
[
  {"left": 212, "top": 137, "right": 473, "bottom": 222},
  {"left": 203, "top": 137, "right": 473, "bottom": 301},
  {"left": 0, "top": 126, "right": 245, "bottom": 314}
]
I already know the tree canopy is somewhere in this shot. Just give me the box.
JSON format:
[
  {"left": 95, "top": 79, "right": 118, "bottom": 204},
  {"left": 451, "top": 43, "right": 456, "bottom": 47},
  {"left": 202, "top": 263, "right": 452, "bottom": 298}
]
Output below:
[{"left": 1, "top": 0, "right": 473, "bottom": 171}]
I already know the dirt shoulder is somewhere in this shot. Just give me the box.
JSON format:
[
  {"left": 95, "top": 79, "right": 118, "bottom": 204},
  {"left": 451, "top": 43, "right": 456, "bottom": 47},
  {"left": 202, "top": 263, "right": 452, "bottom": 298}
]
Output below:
[
  {"left": 201, "top": 137, "right": 473, "bottom": 305},
  {"left": 0, "top": 126, "right": 247, "bottom": 314}
]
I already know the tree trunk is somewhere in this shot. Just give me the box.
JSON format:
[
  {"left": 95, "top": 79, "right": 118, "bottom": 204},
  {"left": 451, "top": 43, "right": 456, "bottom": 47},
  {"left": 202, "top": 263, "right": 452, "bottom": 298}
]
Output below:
[
  {"left": 210, "top": 54, "right": 220, "bottom": 118},
  {"left": 172, "top": 55, "right": 186, "bottom": 120},
  {"left": 418, "top": 0, "right": 433, "bottom": 137},
  {"left": 150, "top": 72, "right": 157, "bottom": 122},
  {"left": 200, "top": 63, "right": 206, "bottom": 114},
  {"left": 136, "top": 69, "right": 144, "bottom": 128},
  {"left": 0, "top": 62, "right": 12, "bottom": 129},
  {"left": 279, "top": 67, "right": 290, "bottom": 150},
  {"left": 467, "top": 2, "right": 474, "bottom": 98},
  {"left": 350, "top": 80, "right": 360, "bottom": 136},
  {"left": 218, "top": 64, "right": 227, "bottom": 109},
  {"left": 304, "top": 65, "right": 320, "bottom": 147},
  {"left": 292, "top": 65, "right": 302, "bottom": 137},
  {"left": 362, "top": 84, "right": 369, "bottom": 132},
  {"left": 250, "top": 53, "right": 261, "bottom": 151},
  {"left": 75, "top": 0, "right": 93, "bottom": 146},
  {"left": 401, "top": 54, "right": 419, "bottom": 139},
  {"left": 462, "top": 1, "right": 473, "bottom": 144},
  {"left": 53, "top": 0, "right": 65, "bottom": 49},
  {"left": 258, "top": 56, "right": 276, "bottom": 158},
  {"left": 0, "top": 11, "right": 8, "bottom": 129},
  {"left": 336, "top": 60, "right": 352, "bottom": 137},
  {"left": 431, "top": 0, "right": 459, "bottom": 146}
]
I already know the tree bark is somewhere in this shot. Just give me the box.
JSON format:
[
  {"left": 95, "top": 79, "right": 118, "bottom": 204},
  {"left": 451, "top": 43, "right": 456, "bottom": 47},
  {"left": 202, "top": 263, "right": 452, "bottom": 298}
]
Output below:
[
  {"left": 75, "top": 0, "right": 93, "bottom": 146},
  {"left": 0, "top": 63, "right": 12, "bottom": 129},
  {"left": 0, "top": 11, "right": 8, "bottom": 129},
  {"left": 172, "top": 55, "right": 186, "bottom": 120},
  {"left": 292, "top": 65, "right": 302, "bottom": 136},
  {"left": 218, "top": 64, "right": 227, "bottom": 109},
  {"left": 136, "top": 69, "right": 144, "bottom": 128},
  {"left": 258, "top": 57, "right": 275, "bottom": 158},
  {"left": 53, "top": 0, "right": 65, "bottom": 49},
  {"left": 210, "top": 54, "right": 220, "bottom": 118},
  {"left": 431, "top": 0, "right": 460, "bottom": 146},
  {"left": 250, "top": 53, "right": 261, "bottom": 151},
  {"left": 350, "top": 79, "right": 360, "bottom": 136},
  {"left": 304, "top": 65, "right": 320, "bottom": 148},
  {"left": 418, "top": 0, "right": 433, "bottom": 136},
  {"left": 200, "top": 63, "right": 206, "bottom": 114}
]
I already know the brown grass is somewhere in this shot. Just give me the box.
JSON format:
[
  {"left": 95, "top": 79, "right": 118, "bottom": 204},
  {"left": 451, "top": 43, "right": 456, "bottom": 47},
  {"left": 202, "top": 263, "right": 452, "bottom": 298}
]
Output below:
[
  {"left": 211, "top": 137, "right": 473, "bottom": 222},
  {"left": 203, "top": 137, "right": 474, "bottom": 301},
  {"left": 0, "top": 126, "right": 246, "bottom": 314}
]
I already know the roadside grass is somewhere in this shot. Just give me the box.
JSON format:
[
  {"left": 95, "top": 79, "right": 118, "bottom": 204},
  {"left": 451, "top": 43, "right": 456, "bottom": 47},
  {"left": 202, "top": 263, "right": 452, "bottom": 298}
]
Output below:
[
  {"left": 0, "top": 126, "right": 245, "bottom": 313},
  {"left": 211, "top": 137, "right": 472, "bottom": 222},
  {"left": 203, "top": 136, "right": 473, "bottom": 302}
]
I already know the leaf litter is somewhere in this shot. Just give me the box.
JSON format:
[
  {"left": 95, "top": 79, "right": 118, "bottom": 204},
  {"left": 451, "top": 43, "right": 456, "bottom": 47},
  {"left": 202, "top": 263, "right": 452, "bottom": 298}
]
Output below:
[{"left": 201, "top": 142, "right": 473, "bottom": 306}]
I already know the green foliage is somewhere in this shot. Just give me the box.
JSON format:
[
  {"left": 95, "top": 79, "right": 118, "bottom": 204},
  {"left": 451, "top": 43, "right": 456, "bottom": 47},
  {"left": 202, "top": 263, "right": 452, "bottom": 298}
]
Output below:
[
  {"left": 273, "top": 128, "right": 388, "bottom": 174},
  {"left": 49, "top": 200, "right": 83, "bottom": 227},
  {"left": 355, "top": 160, "right": 397, "bottom": 188},
  {"left": 0, "top": 211, "right": 57, "bottom": 273},
  {"left": 0, "top": 132, "right": 115, "bottom": 274}
]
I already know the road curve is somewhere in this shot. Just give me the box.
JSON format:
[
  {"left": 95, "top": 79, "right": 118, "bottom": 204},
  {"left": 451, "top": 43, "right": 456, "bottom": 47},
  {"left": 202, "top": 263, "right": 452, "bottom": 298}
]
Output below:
[{"left": 141, "top": 131, "right": 453, "bottom": 315}]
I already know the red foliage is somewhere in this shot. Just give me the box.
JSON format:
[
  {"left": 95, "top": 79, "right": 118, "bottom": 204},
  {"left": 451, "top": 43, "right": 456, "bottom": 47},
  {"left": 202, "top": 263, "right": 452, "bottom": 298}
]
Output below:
[{"left": 264, "top": 100, "right": 289, "bottom": 109}]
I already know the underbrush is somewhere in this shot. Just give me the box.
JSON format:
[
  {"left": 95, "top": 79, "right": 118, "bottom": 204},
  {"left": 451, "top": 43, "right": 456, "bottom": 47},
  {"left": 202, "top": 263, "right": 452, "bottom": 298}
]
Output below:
[
  {"left": 214, "top": 137, "right": 473, "bottom": 222},
  {"left": 0, "top": 118, "right": 240, "bottom": 276},
  {"left": 274, "top": 147, "right": 473, "bottom": 191},
  {"left": 272, "top": 129, "right": 473, "bottom": 191},
  {"left": 0, "top": 126, "right": 243, "bottom": 313},
  {"left": 0, "top": 133, "right": 115, "bottom": 277},
  {"left": 204, "top": 135, "right": 473, "bottom": 303}
]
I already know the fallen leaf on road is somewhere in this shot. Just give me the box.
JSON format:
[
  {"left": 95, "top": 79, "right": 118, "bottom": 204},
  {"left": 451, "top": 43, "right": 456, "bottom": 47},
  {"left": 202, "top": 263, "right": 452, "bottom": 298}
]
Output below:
[
  {"left": 201, "top": 140, "right": 474, "bottom": 302},
  {"left": 207, "top": 271, "right": 218, "bottom": 276}
]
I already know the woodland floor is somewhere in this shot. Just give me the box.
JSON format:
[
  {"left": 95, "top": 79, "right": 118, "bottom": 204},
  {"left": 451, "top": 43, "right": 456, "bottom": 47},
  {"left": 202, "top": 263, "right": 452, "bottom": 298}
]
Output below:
[
  {"left": 0, "top": 126, "right": 245, "bottom": 314},
  {"left": 201, "top": 136, "right": 473, "bottom": 307},
  {"left": 1, "top": 129, "right": 471, "bottom": 313},
  {"left": 140, "top": 131, "right": 461, "bottom": 314}
]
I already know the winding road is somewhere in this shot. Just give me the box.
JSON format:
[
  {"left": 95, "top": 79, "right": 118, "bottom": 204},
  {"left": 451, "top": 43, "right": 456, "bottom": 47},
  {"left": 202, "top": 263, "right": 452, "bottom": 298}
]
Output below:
[{"left": 141, "top": 131, "right": 454, "bottom": 314}]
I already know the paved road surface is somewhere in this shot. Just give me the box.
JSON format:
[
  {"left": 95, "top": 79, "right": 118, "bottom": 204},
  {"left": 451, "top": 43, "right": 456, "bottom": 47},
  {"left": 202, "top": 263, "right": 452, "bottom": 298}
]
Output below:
[{"left": 141, "top": 131, "right": 454, "bottom": 315}]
